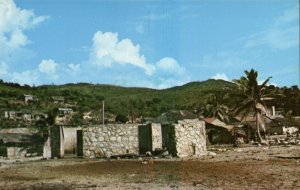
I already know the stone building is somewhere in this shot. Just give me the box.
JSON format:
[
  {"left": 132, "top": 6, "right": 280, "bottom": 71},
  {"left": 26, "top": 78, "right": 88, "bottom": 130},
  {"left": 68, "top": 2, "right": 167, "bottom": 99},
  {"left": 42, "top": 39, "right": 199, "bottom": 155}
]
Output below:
[
  {"left": 82, "top": 119, "right": 206, "bottom": 158},
  {"left": 173, "top": 119, "right": 206, "bottom": 157},
  {"left": 24, "top": 94, "right": 34, "bottom": 104},
  {"left": 83, "top": 124, "right": 139, "bottom": 158}
]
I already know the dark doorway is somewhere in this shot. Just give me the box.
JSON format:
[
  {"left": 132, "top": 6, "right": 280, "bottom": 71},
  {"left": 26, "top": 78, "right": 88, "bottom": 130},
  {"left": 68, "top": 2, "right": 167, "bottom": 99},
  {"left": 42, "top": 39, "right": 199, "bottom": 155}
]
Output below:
[
  {"left": 77, "top": 130, "right": 83, "bottom": 157},
  {"left": 161, "top": 124, "right": 177, "bottom": 156},
  {"left": 138, "top": 125, "right": 152, "bottom": 154},
  {"left": 50, "top": 126, "right": 62, "bottom": 158}
]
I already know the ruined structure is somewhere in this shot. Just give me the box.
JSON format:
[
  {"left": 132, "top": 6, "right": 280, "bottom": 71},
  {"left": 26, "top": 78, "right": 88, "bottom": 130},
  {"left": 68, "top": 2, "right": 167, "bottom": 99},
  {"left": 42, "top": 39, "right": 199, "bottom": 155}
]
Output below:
[
  {"left": 83, "top": 124, "right": 139, "bottom": 158},
  {"left": 174, "top": 119, "right": 206, "bottom": 157},
  {"left": 82, "top": 119, "right": 206, "bottom": 158}
]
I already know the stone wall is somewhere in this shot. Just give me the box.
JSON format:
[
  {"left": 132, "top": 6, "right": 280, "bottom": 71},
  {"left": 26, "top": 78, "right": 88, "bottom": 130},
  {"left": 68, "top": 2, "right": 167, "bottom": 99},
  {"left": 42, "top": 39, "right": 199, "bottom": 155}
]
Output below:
[
  {"left": 174, "top": 119, "right": 206, "bottom": 157},
  {"left": 151, "top": 123, "right": 162, "bottom": 151},
  {"left": 83, "top": 124, "right": 139, "bottom": 158},
  {"left": 7, "top": 147, "right": 26, "bottom": 159}
]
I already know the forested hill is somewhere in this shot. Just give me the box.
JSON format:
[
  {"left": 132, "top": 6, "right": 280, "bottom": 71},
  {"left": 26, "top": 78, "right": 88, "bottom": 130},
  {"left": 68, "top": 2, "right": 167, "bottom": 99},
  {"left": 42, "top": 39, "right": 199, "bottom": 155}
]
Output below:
[
  {"left": 0, "top": 79, "right": 299, "bottom": 123},
  {"left": 0, "top": 79, "right": 235, "bottom": 120}
]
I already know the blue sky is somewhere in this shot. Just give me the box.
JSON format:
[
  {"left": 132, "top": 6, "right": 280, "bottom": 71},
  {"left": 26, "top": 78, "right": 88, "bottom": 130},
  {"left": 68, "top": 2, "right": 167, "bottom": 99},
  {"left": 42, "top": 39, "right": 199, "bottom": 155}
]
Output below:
[{"left": 0, "top": 0, "right": 299, "bottom": 88}]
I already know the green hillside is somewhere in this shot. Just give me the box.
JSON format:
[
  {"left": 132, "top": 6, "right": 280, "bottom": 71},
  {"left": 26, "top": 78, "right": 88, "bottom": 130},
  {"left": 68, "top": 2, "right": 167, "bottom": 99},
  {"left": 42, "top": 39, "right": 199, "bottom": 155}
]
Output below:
[
  {"left": 0, "top": 79, "right": 299, "bottom": 127},
  {"left": 0, "top": 79, "right": 234, "bottom": 117}
]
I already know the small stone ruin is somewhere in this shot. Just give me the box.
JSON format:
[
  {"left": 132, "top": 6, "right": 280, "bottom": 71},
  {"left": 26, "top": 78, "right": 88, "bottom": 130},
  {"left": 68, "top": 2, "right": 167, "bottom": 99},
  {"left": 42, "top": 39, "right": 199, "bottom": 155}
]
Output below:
[{"left": 82, "top": 119, "right": 206, "bottom": 158}]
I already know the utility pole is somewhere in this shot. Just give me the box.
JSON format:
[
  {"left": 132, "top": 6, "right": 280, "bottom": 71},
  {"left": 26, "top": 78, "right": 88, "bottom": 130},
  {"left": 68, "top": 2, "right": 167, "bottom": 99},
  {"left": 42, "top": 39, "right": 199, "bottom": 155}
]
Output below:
[
  {"left": 130, "top": 99, "right": 133, "bottom": 124},
  {"left": 101, "top": 100, "right": 105, "bottom": 126}
]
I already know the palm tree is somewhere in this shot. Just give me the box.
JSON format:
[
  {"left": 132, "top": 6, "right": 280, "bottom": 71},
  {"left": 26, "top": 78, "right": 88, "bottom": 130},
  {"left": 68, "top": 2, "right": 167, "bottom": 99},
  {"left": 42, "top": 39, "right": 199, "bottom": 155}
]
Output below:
[
  {"left": 203, "top": 94, "right": 230, "bottom": 123},
  {"left": 234, "top": 69, "right": 275, "bottom": 143}
]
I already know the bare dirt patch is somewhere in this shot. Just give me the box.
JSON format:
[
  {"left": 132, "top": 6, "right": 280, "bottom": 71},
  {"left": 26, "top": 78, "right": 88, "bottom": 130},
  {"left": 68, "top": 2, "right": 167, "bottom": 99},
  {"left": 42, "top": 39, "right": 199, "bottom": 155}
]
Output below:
[{"left": 0, "top": 145, "right": 299, "bottom": 189}]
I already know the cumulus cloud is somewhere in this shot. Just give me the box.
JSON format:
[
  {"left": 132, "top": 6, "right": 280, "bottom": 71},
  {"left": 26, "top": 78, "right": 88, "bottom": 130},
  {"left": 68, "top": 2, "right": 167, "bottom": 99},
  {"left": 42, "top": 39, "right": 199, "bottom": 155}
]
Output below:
[
  {"left": 90, "top": 31, "right": 155, "bottom": 75},
  {"left": 153, "top": 57, "right": 190, "bottom": 89},
  {"left": 156, "top": 57, "right": 186, "bottom": 76},
  {"left": 38, "top": 59, "right": 58, "bottom": 78},
  {"left": 10, "top": 70, "right": 39, "bottom": 85},
  {"left": 0, "top": 0, "right": 48, "bottom": 50},
  {"left": 67, "top": 63, "right": 80, "bottom": 73},
  {"left": 211, "top": 73, "right": 230, "bottom": 81}
]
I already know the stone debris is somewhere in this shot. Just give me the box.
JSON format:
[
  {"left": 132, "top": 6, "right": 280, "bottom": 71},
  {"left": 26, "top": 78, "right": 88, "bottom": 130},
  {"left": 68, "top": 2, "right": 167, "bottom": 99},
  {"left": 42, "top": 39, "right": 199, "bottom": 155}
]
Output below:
[
  {"left": 268, "top": 136, "right": 300, "bottom": 146},
  {"left": 145, "top": 151, "right": 152, "bottom": 156},
  {"left": 207, "top": 151, "right": 217, "bottom": 156},
  {"left": 161, "top": 150, "right": 169, "bottom": 156},
  {"left": 208, "top": 148, "right": 230, "bottom": 152},
  {"left": 140, "top": 158, "right": 154, "bottom": 165}
]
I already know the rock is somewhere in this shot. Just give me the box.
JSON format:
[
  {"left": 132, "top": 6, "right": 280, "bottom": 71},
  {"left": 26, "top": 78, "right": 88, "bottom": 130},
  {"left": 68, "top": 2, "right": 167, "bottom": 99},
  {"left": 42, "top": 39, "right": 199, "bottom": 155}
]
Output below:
[
  {"left": 235, "top": 149, "right": 243, "bottom": 152},
  {"left": 129, "top": 136, "right": 135, "bottom": 141},
  {"left": 146, "top": 151, "right": 152, "bottom": 156},
  {"left": 207, "top": 151, "right": 217, "bottom": 156},
  {"left": 161, "top": 151, "right": 169, "bottom": 156}
]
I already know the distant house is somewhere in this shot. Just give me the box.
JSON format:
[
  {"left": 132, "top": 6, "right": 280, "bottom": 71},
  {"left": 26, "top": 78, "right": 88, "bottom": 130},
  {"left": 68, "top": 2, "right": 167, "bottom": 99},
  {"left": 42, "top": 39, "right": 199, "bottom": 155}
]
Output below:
[
  {"left": 4, "top": 110, "right": 33, "bottom": 121},
  {"left": 51, "top": 96, "right": 65, "bottom": 104},
  {"left": 203, "top": 117, "right": 234, "bottom": 144},
  {"left": 4, "top": 111, "right": 16, "bottom": 119},
  {"left": 55, "top": 108, "right": 74, "bottom": 125},
  {"left": 58, "top": 108, "right": 73, "bottom": 115},
  {"left": 0, "top": 128, "right": 42, "bottom": 159},
  {"left": 24, "top": 94, "right": 34, "bottom": 104}
]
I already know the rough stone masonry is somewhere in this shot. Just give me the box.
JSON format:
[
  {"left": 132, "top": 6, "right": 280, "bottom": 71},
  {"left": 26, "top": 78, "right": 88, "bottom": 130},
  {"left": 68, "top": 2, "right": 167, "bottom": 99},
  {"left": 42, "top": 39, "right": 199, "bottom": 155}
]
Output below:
[
  {"left": 174, "top": 119, "right": 206, "bottom": 157},
  {"left": 83, "top": 124, "right": 139, "bottom": 158},
  {"left": 82, "top": 119, "right": 206, "bottom": 158}
]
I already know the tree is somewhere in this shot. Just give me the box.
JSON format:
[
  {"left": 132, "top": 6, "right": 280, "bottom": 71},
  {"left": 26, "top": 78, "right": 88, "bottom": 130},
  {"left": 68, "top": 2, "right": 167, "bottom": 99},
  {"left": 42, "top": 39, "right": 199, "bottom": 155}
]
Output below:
[
  {"left": 234, "top": 69, "right": 276, "bottom": 143},
  {"left": 202, "top": 94, "right": 230, "bottom": 123},
  {"left": 116, "top": 113, "right": 128, "bottom": 123}
]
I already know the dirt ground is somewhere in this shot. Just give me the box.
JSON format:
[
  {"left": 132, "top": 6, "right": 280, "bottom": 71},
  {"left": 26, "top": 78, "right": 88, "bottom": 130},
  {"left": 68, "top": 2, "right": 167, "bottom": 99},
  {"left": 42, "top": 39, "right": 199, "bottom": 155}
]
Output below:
[{"left": 0, "top": 145, "right": 300, "bottom": 190}]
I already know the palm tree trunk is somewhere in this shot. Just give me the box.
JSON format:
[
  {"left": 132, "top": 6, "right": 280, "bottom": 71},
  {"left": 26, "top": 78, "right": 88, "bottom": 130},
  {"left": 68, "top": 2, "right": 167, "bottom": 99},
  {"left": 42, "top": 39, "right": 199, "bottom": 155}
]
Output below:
[
  {"left": 258, "top": 113, "right": 267, "bottom": 140},
  {"left": 256, "top": 112, "right": 262, "bottom": 143}
]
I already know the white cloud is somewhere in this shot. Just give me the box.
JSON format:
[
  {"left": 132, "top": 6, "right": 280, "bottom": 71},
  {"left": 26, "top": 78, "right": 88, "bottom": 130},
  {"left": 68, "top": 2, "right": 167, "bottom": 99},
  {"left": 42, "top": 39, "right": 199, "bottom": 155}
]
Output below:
[
  {"left": 67, "top": 63, "right": 80, "bottom": 73},
  {"left": 0, "top": 0, "right": 48, "bottom": 50},
  {"left": 88, "top": 31, "right": 191, "bottom": 88},
  {"left": 38, "top": 59, "right": 58, "bottom": 77},
  {"left": 156, "top": 57, "right": 186, "bottom": 76},
  {"left": 10, "top": 70, "right": 39, "bottom": 85},
  {"left": 0, "top": 62, "right": 8, "bottom": 76},
  {"left": 90, "top": 31, "right": 155, "bottom": 75},
  {"left": 211, "top": 73, "right": 230, "bottom": 81},
  {"left": 244, "top": 5, "right": 299, "bottom": 50},
  {"left": 153, "top": 57, "right": 190, "bottom": 89}
]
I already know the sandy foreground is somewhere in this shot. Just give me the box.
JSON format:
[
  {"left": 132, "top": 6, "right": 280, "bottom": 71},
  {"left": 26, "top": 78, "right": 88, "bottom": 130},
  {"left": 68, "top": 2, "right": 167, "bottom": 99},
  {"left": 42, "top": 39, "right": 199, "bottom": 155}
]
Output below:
[{"left": 0, "top": 145, "right": 299, "bottom": 190}]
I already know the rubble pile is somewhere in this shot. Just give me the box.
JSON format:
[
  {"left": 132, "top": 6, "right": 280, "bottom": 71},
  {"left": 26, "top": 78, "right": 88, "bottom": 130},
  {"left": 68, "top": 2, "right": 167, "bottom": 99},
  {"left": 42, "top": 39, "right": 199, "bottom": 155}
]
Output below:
[{"left": 268, "top": 136, "right": 300, "bottom": 145}]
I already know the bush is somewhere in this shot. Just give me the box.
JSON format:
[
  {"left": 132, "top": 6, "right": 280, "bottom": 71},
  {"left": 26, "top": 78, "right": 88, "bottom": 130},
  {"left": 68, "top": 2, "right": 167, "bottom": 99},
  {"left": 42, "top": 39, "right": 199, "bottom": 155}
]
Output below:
[{"left": 115, "top": 113, "right": 128, "bottom": 123}]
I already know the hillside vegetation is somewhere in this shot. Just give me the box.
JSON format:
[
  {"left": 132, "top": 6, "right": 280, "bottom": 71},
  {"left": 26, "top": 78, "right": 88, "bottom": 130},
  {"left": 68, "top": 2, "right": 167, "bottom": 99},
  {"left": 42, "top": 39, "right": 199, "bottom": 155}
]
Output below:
[{"left": 0, "top": 79, "right": 299, "bottom": 127}]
